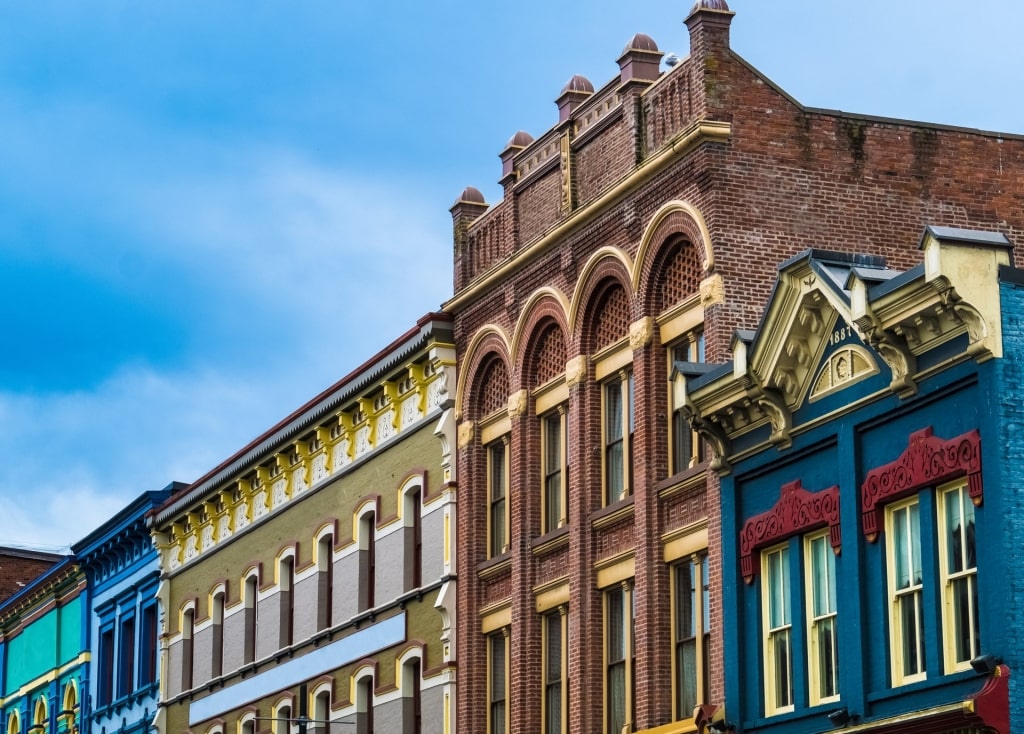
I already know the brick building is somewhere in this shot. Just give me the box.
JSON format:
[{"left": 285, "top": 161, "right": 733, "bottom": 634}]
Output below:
[
  {"left": 444, "top": 2, "right": 1024, "bottom": 734},
  {"left": 0, "top": 547, "right": 62, "bottom": 604},
  {"left": 150, "top": 314, "right": 457, "bottom": 734},
  {"left": 684, "top": 230, "right": 1017, "bottom": 732}
]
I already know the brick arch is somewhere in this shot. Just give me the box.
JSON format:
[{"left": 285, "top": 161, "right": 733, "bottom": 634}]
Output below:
[
  {"left": 633, "top": 200, "right": 714, "bottom": 298},
  {"left": 512, "top": 289, "right": 571, "bottom": 387},
  {"left": 643, "top": 235, "right": 704, "bottom": 315},
  {"left": 521, "top": 318, "right": 568, "bottom": 389},
  {"left": 578, "top": 277, "right": 634, "bottom": 355},
  {"left": 455, "top": 326, "right": 512, "bottom": 421},
  {"left": 569, "top": 250, "right": 635, "bottom": 353}
]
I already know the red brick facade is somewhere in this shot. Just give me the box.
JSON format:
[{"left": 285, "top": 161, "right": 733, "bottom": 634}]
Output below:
[
  {"left": 0, "top": 547, "right": 62, "bottom": 603},
  {"left": 446, "top": 3, "right": 1024, "bottom": 734}
]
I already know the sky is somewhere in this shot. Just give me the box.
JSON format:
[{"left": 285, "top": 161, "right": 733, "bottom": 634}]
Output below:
[{"left": 1, "top": 0, "right": 1022, "bottom": 551}]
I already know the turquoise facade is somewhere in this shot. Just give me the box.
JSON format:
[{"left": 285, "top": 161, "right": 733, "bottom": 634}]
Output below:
[{"left": 0, "top": 559, "right": 87, "bottom": 734}]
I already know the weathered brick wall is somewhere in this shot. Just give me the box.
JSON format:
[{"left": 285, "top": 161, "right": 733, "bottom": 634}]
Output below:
[
  {"left": 449, "top": 5, "right": 1024, "bottom": 734},
  {"left": 0, "top": 553, "right": 58, "bottom": 603}
]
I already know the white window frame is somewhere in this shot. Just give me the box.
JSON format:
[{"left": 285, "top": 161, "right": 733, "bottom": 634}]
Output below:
[
  {"left": 541, "top": 408, "right": 568, "bottom": 534},
  {"left": 761, "top": 543, "right": 793, "bottom": 716},
  {"left": 668, "top": 331, "right": 705, "bottom": 474},
  {"left": 488, "top": 629, "right": 509, "bottom": 734},
  {"left": 804, "top": 531, "right": 839, "bottom": 706},
  {"left": 602, "top": 371, "right": 634, "bottom": 506},
  {"left": 937, "top": 479, "right": 980, "bottom": 673},
  {"left": 487, "top": 438, "right": 510, "bottom": 558},
  {"left": 672, "top": 553, "right": 710, "bottom": 720},
  {"left": 885, "top": 496, "right": 926, "bottom": 686}
]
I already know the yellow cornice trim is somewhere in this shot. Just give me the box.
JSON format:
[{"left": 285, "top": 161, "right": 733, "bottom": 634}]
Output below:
[
  {"left": 0, "top": 653, "right": 89, "bottom": 707},
  {"left": 444, "top": 120, "right": 732, "bottom": 313}
]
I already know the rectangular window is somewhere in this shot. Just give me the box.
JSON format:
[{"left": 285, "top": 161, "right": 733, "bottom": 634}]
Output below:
[
  {"left": 670, "top": 334, "right": 705, "bottom": 474},
  {"left": 673, "top": 555, "right": 709, "bottom": 720},
  {"left": 140, "top": 604, "right": 158, "bottom": 686},
  {"left": 542, "top": 410, "right": 568, "bottom": 534},
  {"left": 887, "top": 498, "right": 925, "bottom": 684},
  {"left": 118, "top": 615, "right": 136, "bottom": 697},
  {"left": 805, "top": 532, "right": 839, "bottom": 705},
  {"left": 488, "top": 440, "right": 509, "bottom": 557},
  {"left": 99, "top": 626, "right": 115, "bottom": 706},
  {"left": 604, "top": 372, "right": 634, "bottom": 505},
  {"left": 762, "top": 545, "right": 793, "bottom": 715},
  {"left": 938, "top": 481, "right": 979, "bottom": 672},
  {"left": 488, "top": 631, "right": 508, "bottom": 734},
  {"left": 605, "top": 583, "right": 634, "bottom": 734},
  {"left": 543, "top": 610, "right": 567, "bottom": 734}
]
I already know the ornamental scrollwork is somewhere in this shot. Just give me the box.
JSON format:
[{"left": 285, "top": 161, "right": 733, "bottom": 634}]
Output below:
[
  {"left": 860, "top": 426, "right": 982, "bottom": 541},
  {"left": 740, "top": 479, "right": 840, "bottom": 584}
]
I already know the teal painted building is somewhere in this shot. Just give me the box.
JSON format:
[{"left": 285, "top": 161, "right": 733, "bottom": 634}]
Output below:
[{"left": 0, "top": 559, "right": 87, "bottom": 734}]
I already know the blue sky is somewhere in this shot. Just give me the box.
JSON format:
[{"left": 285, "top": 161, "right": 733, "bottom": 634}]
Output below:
[{"left": 2, "top": 0, "right": 1021, "bottom": 550}]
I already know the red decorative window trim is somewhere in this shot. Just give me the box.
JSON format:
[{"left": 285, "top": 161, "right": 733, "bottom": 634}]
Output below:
[
  {"left": 739, "top": 479, "right": 840, "bottom": 584},
  {"left": 860, "top": 427, "right": 982, "bottom": 542}
]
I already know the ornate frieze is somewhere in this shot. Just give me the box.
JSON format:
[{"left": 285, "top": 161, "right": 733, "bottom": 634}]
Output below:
[
  {"left": 740, "top": 479, "right": 840, "bottom": 583},
  {"left": 860, "top": 427, "right": 982, "bottom": 541},
  {"left": 159, "top": 354, "right": 451, "bottom": 572}
]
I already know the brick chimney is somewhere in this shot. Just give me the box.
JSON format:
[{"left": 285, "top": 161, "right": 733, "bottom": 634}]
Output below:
[{"left": 685, "top": 0, "right": 735, "bottom": 119}]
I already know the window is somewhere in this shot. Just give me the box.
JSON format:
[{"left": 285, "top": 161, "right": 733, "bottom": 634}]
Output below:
[
  {"left": 541, "top": 410, "right": 568, "bottom": 534},
  {"left": 274, "top": 705, "right": 292, "bottom": 734},
  {"left": 279, "top": 555, "right": 295, "bottom": 648},
  {"left": 404, "top": 488, "right": 423, "bottom": 590},
  {"left": 543, "top": 609, "right": 567, "bottom": 734},
  {"left": 488, "top": 630, "right": 508, "bottom": 734},
  {"left": 938, "top": 481, "right": 979, "bottom": 671},
  {"left": 32, "top": 698, "right": 46, "bottom": 734},
  {"left": 762, "top": 545, "right": 793, "bottom": 715},
  {"left": 312, "top": 690, "right": 331, "bottom": 734},
  {"left": 357, "top": 676, "right": 374, "bottom": 734},
  {"left": 210, "top": 591, "right": 225, "bottom": 679},
  {"left": 673, "top": 554, "right": 709, "bottom": 719},
  {"left": 317, "top": 533, "right": 334, "bottom": 631},
  {"left": 605, "top": 582, "right": 634, "bottom": 734},
  {"left": 806, "top": 532, "right": 839, "bottom": 705},
  {"left": 359, "top": 512, "right": 376, "bottom": 611},
  {"left": 603, "top": 372, "right": 634, "bottom": 505},
  {"left": 886, "top": 498, "right": 925, "bottom": 685},
  {"left": 402, "top": 658, "right": 422, "bottom": 734},
  {"left": 244, "top": 574, "right": 259, "bottom": 664},
  {"left": 488, "top": 440, "right": 509, "bottom": 557},
  {"left": 98, "top": 625, "right": 115, "bottom": 706},
  {"left": 140, "top": 604, "right": 159, "bottom": 686},
  {"left": 670, "top": 334, "right": 705, "bottom": 474},
  {"left": 181, "top": 607, "right": 195, "bottom": 691},
  {"left": 118, "top": 615, "right": 136, "bottom": 697}
]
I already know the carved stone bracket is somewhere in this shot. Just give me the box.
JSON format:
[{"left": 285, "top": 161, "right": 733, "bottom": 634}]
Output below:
[
  {"left": 754, "top": 388, "right": 793, "bottom": 449},
  {"left": 740, "top": 479, "right": 840, "bottom": 583},
  {"left": 860, "top": 426, "right": 982, "bottom": 541}
]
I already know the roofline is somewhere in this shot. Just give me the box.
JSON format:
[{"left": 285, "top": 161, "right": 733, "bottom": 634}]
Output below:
[
  {"left": 71, "top": 487, "right": 177, "bottom": 555},
  {"left": 0, "top": 556, "right": 77, "bottom": 616},
  {"left": 153, "top": 313, "right": 453, "bottom": 525},
  {"left": 0, "top": 546, "right": 65, "bottom": 563}
]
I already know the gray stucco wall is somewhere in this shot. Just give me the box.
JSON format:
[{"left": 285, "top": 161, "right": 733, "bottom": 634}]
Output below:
[
  {"left": 256, "top": 592, "right": 281, "bottom": 659},
  {"left": 334, "top": 554, "right": 359, "bottom": 621},
  {"left": 193, "top": 624, "right": 214, "bottom": 684},
  {"left": 375, "top": 531, "right": 404, "bottom": 604},
  {"left": 422, "top": 507, "right": 444, "bottom": 584},
  {"left": 222, "top": 609, "right": 245, "bottom": 673},
  {"left": 293, "top": 574, "right": 320, "bottom": 642}
]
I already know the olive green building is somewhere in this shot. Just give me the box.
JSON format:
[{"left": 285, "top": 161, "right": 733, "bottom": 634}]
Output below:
[{"left": 150, "top": 314, "right": 457, "bottom": 734}]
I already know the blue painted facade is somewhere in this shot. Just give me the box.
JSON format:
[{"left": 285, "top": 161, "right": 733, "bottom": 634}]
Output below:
[
  {"left": 0, "top": 558, "right": 87, "bottom": 734},
  {"left": 71, "top": 487, "right": 176, "bottom": 734},
  {"left": 681, "top": 229, "right": 1017, "bottom": 733}
]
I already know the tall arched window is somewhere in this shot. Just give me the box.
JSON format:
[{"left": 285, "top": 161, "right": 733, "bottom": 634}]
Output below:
[
  {"left": 33, "top": 696, "right": 47, "bottom": 734},
  {"left": 279, "top": 554, "right": 295, "bottom": 649},
  {"left": 317, "top": 532, "right": 334, "bottom": 631},
  {"left": 402, "top": 657, "right": 422, "bottom": 734},
  {"left": 312, "top": 688, "right": 331, "bottom": 734},
  {"left": 244, "top": 572, "right": 259, "bottom": 664},
  {"left": 403, "top": 486, "right": 422, "bottom": 591},
  {"left": 7, "top": 710, "right": 20, "bottom": 734},
  {"left": 358, "top": 511, "right": 376, "bottom": 612},
  {"left": 181, "top": 607, "right": 195, "bottom": 692},
  {"left": 356, "top": 674, "right": 374, "bottom": 734},
  {"left": 211, "top": 589, "right": 225, "bottom": 678}
]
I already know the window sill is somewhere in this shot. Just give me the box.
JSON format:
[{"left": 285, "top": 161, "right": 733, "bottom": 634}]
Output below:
[{"left": 866, "top": 668, "right": 978, "bottom": 703}]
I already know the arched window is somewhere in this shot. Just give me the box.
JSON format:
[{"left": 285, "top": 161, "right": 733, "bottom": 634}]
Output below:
[
  {"left": 181, "top": 607, "right": 195, "bottom": 692},
  {"left": 401, "top": 657, "right": 422, "bottom": 734},
  {"left": 7, "top": 710, "right": 20, "bottom": 734},
  {"left": 273, "top": 702, "right": 292, "bottom": 734},
  {"left": 244, "top": 572, "right": 259, "bottom": 664},
  {"left": 33, "top": 696, "right": 47, "bottom": 733},
  {"left": 278, "top": 553, "right": 295, "bottom": 649},
  {"left": 61, "top": 682, "right": 78, "bottom": 733},
  {"left": 356, "top": 674, "right": 374, "bottom": 734},
  {"left": 316, "top": 532, "right": 334, "bottom": 631},
  {"left": 358, "top": 510, "right": 376, "bottom": 612},
  {"left": 211, "top": 588, "right": 226, "bottom": 678},
  {"left": 403, "top": 484, "right": 422, "bottom": 591},
  {"left": 312, "top": 688, "right": 331, "bottom": 734}
]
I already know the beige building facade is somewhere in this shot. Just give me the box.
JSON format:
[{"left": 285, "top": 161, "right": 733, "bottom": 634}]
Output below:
[{"left": 150, "top": 314, "right": 458, "bottom": 734}]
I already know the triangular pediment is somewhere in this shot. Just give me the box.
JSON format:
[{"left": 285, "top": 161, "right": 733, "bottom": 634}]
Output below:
[{"left": 749, "top": 250, "right": 891, "bottom": 411}]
